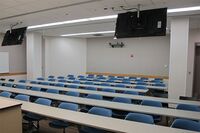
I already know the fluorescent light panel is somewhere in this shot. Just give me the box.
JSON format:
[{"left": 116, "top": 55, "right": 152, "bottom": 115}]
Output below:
[
  {"left": 168, "top": 6, "right": 200, "bottom": 13},
  {"left": 28, "top": 15, "right": 117, "bottom": 29},
  {"left": 28, "top": 6, "right": 200, "bottom": 30},
  {"left": 61, "top": 31, "right": 115, "bottom": 37}
]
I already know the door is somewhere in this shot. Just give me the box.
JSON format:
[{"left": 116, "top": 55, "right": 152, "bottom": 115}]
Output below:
[{"left": 193, "top": 45, "right": 200, "bottom": 98}]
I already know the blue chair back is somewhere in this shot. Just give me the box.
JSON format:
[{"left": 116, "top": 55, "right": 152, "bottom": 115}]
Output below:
[
  {"left": 100, "top": 83, "right": 110, "bottom": 86},
  {"left": 37, "top": 77, "right": 45, "bottom": 80},
  {"left": 72, "top": 80, "right": 80, "bottom": 84},
  {"left": 59, "top": 102, "right": 78, "bottom": 111},
  {"left": 115, "top": 84, "right": 126, "bottom": 88},
  {"left": 35, "top": 98, "right": 52, "bottom": 106},
  {"left": 15, "top": 94, "right": 30, "bottom": 101},
  {"left": 106, "top": 79, "right": 115, "bottom": 83},
  {"left": 18, "top": 80, "right": 26, "bottom": 83},
  {"left": 67, "top": 75, "right": 74, "bottom": 78},
  {"left": 125, "top": 113, "right": 154, "bottom": 124},
  {"left": 0, "top": 91, "right": 12, "bottom": 97},
  {"left": 88, "top": 107, "right": 112, "bottom": 117},
  {"left": 136, "top": 82, "right": 147, "bottom": 85},
  {"left": 5, "top": 83, "right": 13, "bottom": 87},
  {"left": 68, "top": 77, "right": 76, "bottom": 80},
  {"left": 55, "top": 83, "right": 65, "bottom": 87},
  {"left": 46, "top": 89, "right": 59, "bottom": 94},
  {"left": 40, "top": 82, "right": 50, "bottom": 85},
  {"left": 135, "top": 86, "right": 147, "bottom": 90},
  {"left": 48, "top": 78, "right": 56, "bottom": 81},
  {"left": 154, "top": 83, "right": 166, "bottom": 87},
  {"left": 85, "top": 87, "right": 97, "bottom": 91},
  {"left": 66, "top": 91, "right": 80, "bottom": 97},
  {"left": 176, "top": 104, "right": 200, "bottom": 112},
  {"left": 48, "top": 75, "right": 55, "bottom": 78},
  {"left": 84, "top": 81, "right": 94, "bottom": 85},
  {"left": 124, "top": 91, "right": 139, "bottom": 95},
  {"left": 16, "top": 84, "right": 26, "bottom": 89},
  {"left": 102, "top": 88, "right": 115, "bottom": 93},
  {"left": 67, "top": 84, "right": 79, "bottom": 89},
  {"left": 30, "top": 81, "right": 38, "bottom": 84},
  {"left": 57, "top": 76, "right": 65, "bottom": 79},
  {"left": 58, "top": 79, "right": 67, "bottom": 83},
  {"left": 78, "top": 75, "right": 85, "bottom": 78},
  {"left": 86, "top": 94, "right": 103, "bottom": 100},
  {"left": 31, "top": 87, "right": 41, "bottom": 91},
  {"left": 171, "top": 119, "right": 200, "bottom": 132},
  {"left": 141, "top": 100, "right": 162, "bottom": 107},
  {"left": 112, "top": 97, "right": 132, "bottom": 104}
]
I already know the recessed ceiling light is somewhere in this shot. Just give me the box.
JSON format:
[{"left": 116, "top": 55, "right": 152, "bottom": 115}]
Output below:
[{"left": 61, "top": 31, "right": 115, "bottom": 37}]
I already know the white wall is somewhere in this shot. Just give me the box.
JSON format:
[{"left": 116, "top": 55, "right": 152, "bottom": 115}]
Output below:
[
  {"left": 26, "top": 32, "right": 42, "bottom": 80},
  {"left": 44, "top": 37, "right": 87, "bottom": 77},
  {"left": 0, "top": 34, "right": 26, "bottom": 73},
  {"left": 87, "top": 36, "right": 170, "bottom": 76}
]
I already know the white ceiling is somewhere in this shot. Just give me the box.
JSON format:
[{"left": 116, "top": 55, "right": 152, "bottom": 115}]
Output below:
[{"left": 0, "top": 0, "right": 200, "bottom": 37}]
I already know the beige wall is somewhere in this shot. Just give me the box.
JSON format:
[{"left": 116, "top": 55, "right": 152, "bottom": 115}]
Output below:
[{"left": 87, "top": 36, "right": 170, "bottom": 76}]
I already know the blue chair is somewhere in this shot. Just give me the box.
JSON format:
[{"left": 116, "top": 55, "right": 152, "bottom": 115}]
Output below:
[
  {"left": 31, "top": 87, "right": 41, "bottom": 91},
  {"left": 171, "top": 119, "right": 200, "bottom": 132},
  {"left": 135, "top": 79, "right": 144, "bottom": 82},
  {"left": 49, "top": 102, "right": 78, "bottom": 133},
  {"left": 176, "top": 104, "right": 200, "bottom": 112},
  {"left": 40, "top": 82, "right": 49, "bottom": 85},
  {"left": 135, "top": 86, "right": 147, "bottom": 90},
  {"left": 68, "top": 77, "right": 76, "bottom": 80},
  {"left": 37, "top": 77, "right": 45, "bottom": 81},
  {"left": 140, "top": 77, "right": 148, "bottom": 80},
  {"left": 151, "top": 80, "right": 162, "bottom": 83},
  {"left": 80, "top": 107, "right": 112, "bottom": 133},
  {"left": 122, "top": 81, "right": 131, "bottom": 84},
  {"left": 105, "top": 79, "right": 115, "bottom": 83},
  {"left": 15, "top": 84, "right": 26, "bottom": 89},
  {"left": 66, "top": 91, "right": 80, "bottom": 97},
  {"left": 30, "top": 81, "right": 38, "bottom": 84},
  {"left": 72, "top": 80, "right": 80, "bottom": 84},
  {"left": 0, "top": 91, "right": 12, "bottom": 97},
  {"left": 115, "top": 84, "right": 126, "bottom": 88},
  {"left": 86, "top": 94, "right": 103, "bottom": 100},
  {"left": 141, "top": 100, "right": 162, "bottom": 122},
  {"left": 23, "top": 98, "right": 52, "bottom": 129},
  {"left": 5, "top": 83, "right": 13, "bottom": 87},
  {"left": 84, "top": 81, "right": 94, "bottom": 85},
  {"left": 67, "top": 84, "right": 79, "bottom": 89},
  {"left": 46, "top": 89, "right": 59, "bottom": 94},
  {"left": 78, "top": 75, "right": 85, "bottom": 78},
  {"left": 58, "top": 79, "right": 67, "bottom": 83},
  {"left": 129, "top": 77, "right": 136, "bottom": 80},
  {"left": 123, "top": 91, "right": 139, "bottom": 95},
  {"left": 100, "top": 83, "right": 110, "bottom": 86},
  {"left": 154, "top": 78, "right": 162, "bottom": 81},
  {"left": 136, "top": 82, "right": 147, "bottom": 85},
  {"left": 102, "top": 88, "right": 115, "bottom": 93},
  {"left": 125, "top": 113, "right": 154, "bottom": 124},
  {"left": 67, "top": 75, "right": 74, "bottom": 78},
  {"left": 154, "top": 83, "right": 166, "bottom": 87},
  {"left": 18, "top": 80, "right": 26, "bottom": 83},
  {"left": 55, "top": 83, "right": 65, "bottom": 87},
  {"left": 48, "top": 78, "right": 56, "bottom": 82},
  {"left": 85, "top": 87, "right": 97, "bottom": 91},
  {"left": 57, "top": 76, "right": 65, "bottom": 79},
  {"left": 112, "top": 97, "right": 132, "bottom": 104},
  {"left": 48, "top": 75, "right": 55, "bottom": 79},
  {"left": 15, "top": 94, "right": 30, "bottom": 101},
  {"left": 112, "top": 97, "right": 132, "bottom": 118},
  {"left": 79, "top": 78, "right": 87, "bottom": 81}
]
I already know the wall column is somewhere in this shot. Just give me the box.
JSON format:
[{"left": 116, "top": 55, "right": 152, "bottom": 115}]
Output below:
[
  {"left": 26, "top": 32, "right": 42, "bottom": 80},
  {"left": 168, "top": 17, "right": 190, "bottom": 99}
]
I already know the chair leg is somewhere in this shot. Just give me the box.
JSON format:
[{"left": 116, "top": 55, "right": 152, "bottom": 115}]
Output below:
[
  {"left": 63, "top": 128, "right": 65, "bottom": 133},
  {"left": 37, "top": 121, "right": 40, "bottom": 129}
]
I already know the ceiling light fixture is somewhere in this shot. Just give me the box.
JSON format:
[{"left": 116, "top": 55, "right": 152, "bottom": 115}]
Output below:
[
  {"left": 61, "top": 31, "right": 115, "bottom": 37},
  {"left": 167, "top": 6, "right": 200, "bottom": 13},
  {"left": 28, "top": 15, "right": 117, "bottom": 29}
]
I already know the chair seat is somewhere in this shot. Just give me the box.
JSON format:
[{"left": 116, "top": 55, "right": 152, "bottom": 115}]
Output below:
[
  {"left": 49, "top": 120, "right": 69, "bottom": 128},
  {"left": 23, "top": 113, "right": 45, "bottom": 121},
  {"left": 80, "top": 126, "right": 107, "bottom": 133}
]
